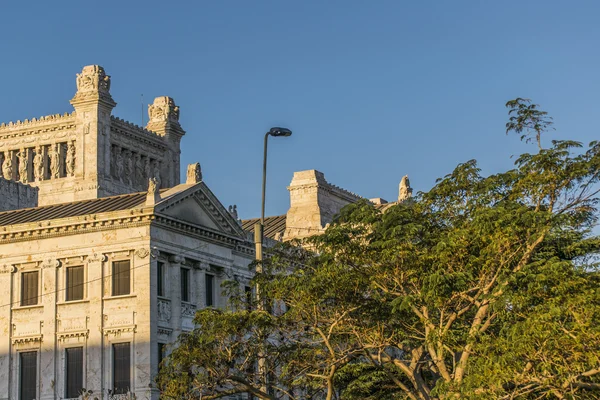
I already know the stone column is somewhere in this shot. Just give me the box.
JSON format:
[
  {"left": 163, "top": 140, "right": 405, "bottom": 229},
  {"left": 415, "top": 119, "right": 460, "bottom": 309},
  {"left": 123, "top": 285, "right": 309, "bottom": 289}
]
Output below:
[
  {"left": 169, "top": 255, "right": 184, "bottom": 339},
  {"left": 196, "top": 262, "right": 209, "bottom": 309},
  {"left": 0, "top": 265, "right": 15, "bottom": 400},
  {"left": 85, "top": 252, "right": 106, "bottom": 395},
  {"left": 39, "top": 259, "right": 60, "bottom": 400}
]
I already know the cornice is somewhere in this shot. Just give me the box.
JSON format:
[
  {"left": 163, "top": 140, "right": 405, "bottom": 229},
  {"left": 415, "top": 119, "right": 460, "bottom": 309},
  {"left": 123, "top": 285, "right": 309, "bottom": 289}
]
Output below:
[{"left": 110, "top": 116, "right": 168, "bottom": 150}]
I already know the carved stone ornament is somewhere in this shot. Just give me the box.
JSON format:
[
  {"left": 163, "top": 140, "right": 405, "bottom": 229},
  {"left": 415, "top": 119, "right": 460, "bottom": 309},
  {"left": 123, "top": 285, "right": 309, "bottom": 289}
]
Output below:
[
  {"left": 148, "top": 96, "right": 180, "bottom": 124},
  {"left": 0, "top": 264, "right": 16, "bottom": 274},
  {"left": 33, "top": 147, "right": 44, "bottom": 181},
  {"left": 186, "top": 162, "right": 202, "bottom": 184},
  {"left": 2, "top": 151, "right": 13, "bottom": 180},
  {"left": 75, "top": 65, "right": 111, "bottom": 94},
  {"left": 87, "top": 253, "right": 107, "bottom": 263},
  {"left": 65, "top": 140, "right": 76, "bottom": 177},
  {"left": 135, "top": 248, "right": 150, "bottom": 259},
  {"left": 158, "top": 299, "right": 172, "bottom": 322},
  {"left": 181, "top": 302, "right": 197, "bottom": 318},
  {"left": 41, "top": 259, "right": 61, "bottom": 269}
]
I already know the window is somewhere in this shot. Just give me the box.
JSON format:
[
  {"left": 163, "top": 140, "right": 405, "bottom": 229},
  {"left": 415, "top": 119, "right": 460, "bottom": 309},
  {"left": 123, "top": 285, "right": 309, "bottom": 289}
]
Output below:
[
  {"left": 20, "top": 351, "right": 37, "bottom": 400},
  {"left": 113, "top": 343, "right": 131, "bottom": 395},
  {"left": 205, "top": 274, "right": 214, "bottom": 307},
  {"left": 158, "top": 343, "right": 166, "bottom": 368},
  {"left": 65, "top": 347, "right": 83, "bottom": 398},
  {"left": 180, "top": 268, "right": 190, "bottom": 302},
  {"left": 157, "top": 262, "right": 164, "bottom": 297},
  {"left": 21, "top": 271, "right": 39, "bottom": 306},
  {"left": 66, "top": 266, "right": 84, "bottom": 301},
  {"left": 112, "top": 260, "right": 131, "bottom": 296},
  {"left": 245, "top": 286, "right": 252, "bottom": 311}
]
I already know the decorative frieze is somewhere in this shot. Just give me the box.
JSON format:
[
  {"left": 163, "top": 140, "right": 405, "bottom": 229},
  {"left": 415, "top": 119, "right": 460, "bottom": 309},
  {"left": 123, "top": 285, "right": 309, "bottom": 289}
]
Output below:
[
  {"left": 181, "top": 302, "right": 197, "bottom": 318},
  {"left": 158, "top": 299, "right": 172, "bottom": 323}
]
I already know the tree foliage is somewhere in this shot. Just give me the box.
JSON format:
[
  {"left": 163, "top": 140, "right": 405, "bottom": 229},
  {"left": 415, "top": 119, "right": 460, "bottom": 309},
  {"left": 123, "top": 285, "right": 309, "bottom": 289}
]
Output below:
[{"left": 157, "top": 100, "right": 600, "bottom": 399}]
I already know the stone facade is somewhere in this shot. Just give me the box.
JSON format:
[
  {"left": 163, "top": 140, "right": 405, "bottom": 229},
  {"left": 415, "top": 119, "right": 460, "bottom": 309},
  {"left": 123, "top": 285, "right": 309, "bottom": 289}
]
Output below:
[
  {"left": 0, "top": 66, "right": 255, "bottom": 400},
  {"left": 0, "top": 65, "right": 184, "bottom": 207},
  {"left": 0, "top": 177, "right": 38, "bottom": 212}
]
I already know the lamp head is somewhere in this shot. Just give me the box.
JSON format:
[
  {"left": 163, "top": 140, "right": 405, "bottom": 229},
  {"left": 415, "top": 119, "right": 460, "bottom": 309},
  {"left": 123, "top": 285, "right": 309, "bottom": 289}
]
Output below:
[{"left": 268, "top": 127, "right": 292, "bottom": 137}]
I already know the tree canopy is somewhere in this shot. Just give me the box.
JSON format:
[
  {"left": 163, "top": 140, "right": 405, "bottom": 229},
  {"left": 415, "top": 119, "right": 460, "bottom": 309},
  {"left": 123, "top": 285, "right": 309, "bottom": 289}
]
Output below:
[{"left": 157, "top": 100, "right": 600, "bottom": 399}]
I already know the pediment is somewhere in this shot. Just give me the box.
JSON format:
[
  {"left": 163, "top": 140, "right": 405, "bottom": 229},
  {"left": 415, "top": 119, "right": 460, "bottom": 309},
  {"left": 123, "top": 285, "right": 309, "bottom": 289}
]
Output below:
[{"left": 155, "top": 183, "right": 245, "bottom": 238}]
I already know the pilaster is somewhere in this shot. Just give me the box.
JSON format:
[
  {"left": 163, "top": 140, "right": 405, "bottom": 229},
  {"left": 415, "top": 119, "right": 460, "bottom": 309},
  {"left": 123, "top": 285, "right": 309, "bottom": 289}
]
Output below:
[
  {"left": 0, "top": 265, "right": 15, "bottom": 400},
  {"left": 39, "top": 259, "right": 60, "bottom": 400},
  {"left": 86, "top": 252, "right": 106, "bottom": 395},
  {"left": 169, "top": 255, "right": 184, "bottom": 339}
]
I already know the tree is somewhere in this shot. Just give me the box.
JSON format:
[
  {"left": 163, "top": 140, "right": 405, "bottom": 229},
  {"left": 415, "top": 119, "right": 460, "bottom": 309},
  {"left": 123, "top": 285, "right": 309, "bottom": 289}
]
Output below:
[{"left": 157, "top": 100, "right": 600, "bottom": 399}]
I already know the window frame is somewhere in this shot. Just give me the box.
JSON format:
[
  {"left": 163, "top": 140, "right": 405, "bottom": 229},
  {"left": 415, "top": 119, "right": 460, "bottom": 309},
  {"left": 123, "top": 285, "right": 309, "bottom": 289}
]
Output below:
[
  {"left": 65, "top": 346, "right": 84, "bottom": 398},
  {"left": 112, "top": 342, "right": 132, "bottom": 395},
  {"left": 20, "top": 270, "right": 39, "bottom": 307},
  {"left": 19, "top": 350, "right": 38, "bottom": 400},
  {"left": 112, "top": 259, "right": 131, "bottom": 297},
  {"left": 205, "top": 273, "right": 214, "bottom": 307},
  {"left": 65, "top": 265, "right": 85, "bottom": 302},
  {"left": 157, "top": 261, "right": 165, "bottom": 297},
  {"left": 180, "top": 267, "right": 190, "bottom": 303}
]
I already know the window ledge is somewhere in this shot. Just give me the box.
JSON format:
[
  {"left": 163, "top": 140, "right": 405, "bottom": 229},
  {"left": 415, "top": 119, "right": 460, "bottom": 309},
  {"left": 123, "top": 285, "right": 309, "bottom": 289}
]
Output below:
[
  {"left": 57, "top": 299, "right": 90, "bottom": 306},
  {"left": 12, "top": 304, "right": 43, "bottom": 311},
  {"left": 103, "top": 293, "right": 137, "bottom": 300}
]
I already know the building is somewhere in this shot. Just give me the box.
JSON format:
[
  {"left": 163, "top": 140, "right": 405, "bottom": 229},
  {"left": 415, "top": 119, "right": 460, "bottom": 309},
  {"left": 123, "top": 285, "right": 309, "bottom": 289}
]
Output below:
[
  {"left": 0, "top": 66, "right": 255, "bottom": 400},
  {"left": 242, "top": 170, "right": 413, "bottom": 242},
  {"left": 0, "top": 65, "right": 412, "bottom": 400}
]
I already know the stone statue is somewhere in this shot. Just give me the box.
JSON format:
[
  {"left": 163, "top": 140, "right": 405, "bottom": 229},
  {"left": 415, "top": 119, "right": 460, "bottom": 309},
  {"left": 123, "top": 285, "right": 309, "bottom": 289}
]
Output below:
[
  {"left": 148, "top": 177, "right": 158, "bottom": 196},
  {"left": 49, "top": 145, "right": 61, "bottom": 179},
  {"left": 65, "top": 141, "right": 76, "bottom": 177},
  {"left": 186, "top": 162, "right": 202, "bottom": 184},
  {"left": 124, "top": 150, "right": 133, "bottom": 185},
  {"left": 398, "top": 175, "right": 413, "bottom": 202},
  {"left": 228, "top": 204, "right": 239, "bottom": 220},
  {"left": 114, "top": 147, "right": 124, "bottom": 181},
  {"left": 17, "top": 149, "right": 28, "bottom": 183},
  {"left": 2, "top": 152, "right": 12, "bottom": 180},
  {"left": 153, "top": 161, "right": 161, "bottom": 188},
  {"left": 144, "top": 157, "right": 151, "bottom": 186},
  {"left": 134, "top": 154, "right": 144, "bottom": 187},
  {"left": 33, "top": 147, "right": 44, "bottom": 181}
]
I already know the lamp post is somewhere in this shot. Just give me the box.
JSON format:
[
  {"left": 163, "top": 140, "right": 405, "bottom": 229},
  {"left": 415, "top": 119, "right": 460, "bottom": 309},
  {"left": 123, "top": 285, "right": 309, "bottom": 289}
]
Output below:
[
  {"left": 254, "top": 126, "right": 292, "bottom": 397},
  {"left": 254, "top": 127, "right": 293, "bottom": 278}
]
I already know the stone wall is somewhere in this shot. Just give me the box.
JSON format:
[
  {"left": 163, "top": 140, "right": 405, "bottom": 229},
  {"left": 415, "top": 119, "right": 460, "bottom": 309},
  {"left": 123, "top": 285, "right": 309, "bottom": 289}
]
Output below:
[
  {"left": 0, "top": 177, "right": 38, "bottom": 211},
  {"left": 0, "top": 65, "right": 185, "bottom": 207},
  {"left": 284, "top": 170, "right": 363, "bottom": 240}
]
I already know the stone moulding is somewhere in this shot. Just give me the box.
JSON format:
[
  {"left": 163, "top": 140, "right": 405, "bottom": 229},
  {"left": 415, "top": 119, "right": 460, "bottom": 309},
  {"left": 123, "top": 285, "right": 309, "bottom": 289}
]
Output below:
[
  {"left": 57, "top": 330, "right": 89, "bottom": 341},
  {"left": 103, "top": 325, "right": 137, "bottom": 337},
  {"left": 12, "top": 334, "right": 43, "bottom": 345}
]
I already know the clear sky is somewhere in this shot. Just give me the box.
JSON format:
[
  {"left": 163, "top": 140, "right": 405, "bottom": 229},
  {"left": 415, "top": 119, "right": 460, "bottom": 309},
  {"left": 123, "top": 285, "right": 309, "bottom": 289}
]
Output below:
[{"left": 1, "top": 1, "right": 599, "bottom": 219}]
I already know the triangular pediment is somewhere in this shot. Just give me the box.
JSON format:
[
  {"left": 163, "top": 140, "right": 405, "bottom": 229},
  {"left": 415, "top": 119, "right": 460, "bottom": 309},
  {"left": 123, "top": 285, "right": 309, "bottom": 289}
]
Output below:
[{"left": 154, "top": 182, "right": 246, "bottom": 238}]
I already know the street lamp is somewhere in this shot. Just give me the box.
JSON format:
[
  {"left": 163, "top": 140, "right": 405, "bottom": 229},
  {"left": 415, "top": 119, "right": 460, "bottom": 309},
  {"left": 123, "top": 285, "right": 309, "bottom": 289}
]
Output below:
[
  {"left": 255, "top": 126, "right": 293, "bottom": 267},
  {"left": 254, "top": 126, "right": 292, "bottom": 396}
]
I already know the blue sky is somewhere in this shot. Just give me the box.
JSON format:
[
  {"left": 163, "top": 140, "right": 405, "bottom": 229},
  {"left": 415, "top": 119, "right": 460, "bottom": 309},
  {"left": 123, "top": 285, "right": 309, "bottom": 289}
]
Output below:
[{"left": 1, "top": 1, "right": 599, "bottom": 218}]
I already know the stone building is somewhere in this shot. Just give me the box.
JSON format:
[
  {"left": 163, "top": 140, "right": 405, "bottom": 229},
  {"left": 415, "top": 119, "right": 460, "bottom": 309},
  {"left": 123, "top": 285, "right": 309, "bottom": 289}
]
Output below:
[
  {"left": 0, "top": 64, "right": 412, "bottom": 400},
  {"left": 242, "top": 169, "right": 413, "bottom": 242},
  {"left": 0, "top": 66, "right": 256, "bottom": 400}
]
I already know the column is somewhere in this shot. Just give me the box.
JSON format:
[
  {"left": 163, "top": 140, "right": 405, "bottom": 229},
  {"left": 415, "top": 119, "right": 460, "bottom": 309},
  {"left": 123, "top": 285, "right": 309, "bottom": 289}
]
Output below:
[
  {"left": 85, "top": 253, "right": 106, "bottom": 395},
  {"left": 169, "top": 256, "right": 184, "bottom": 339},
  {"left": 39, "top": 259, "right": 60, "bottom": 400},
  {"left": 0, "top": 265, "right": 15, "bottom": 400}
]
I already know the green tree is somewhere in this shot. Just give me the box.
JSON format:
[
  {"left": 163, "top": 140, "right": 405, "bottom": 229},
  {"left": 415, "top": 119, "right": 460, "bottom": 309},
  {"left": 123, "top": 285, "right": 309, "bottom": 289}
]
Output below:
[{"left": 157, "top": 100, "right": 600, "bottom": 399}]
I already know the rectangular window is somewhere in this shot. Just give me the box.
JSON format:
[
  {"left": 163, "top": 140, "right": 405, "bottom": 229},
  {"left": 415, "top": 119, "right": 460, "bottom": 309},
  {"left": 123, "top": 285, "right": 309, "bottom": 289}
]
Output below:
[
  {"left": 205, "top": 274, "right": 214, "bottom": 307},
  {"left": 21, "top": 271, "right": 39, "bottom": 306},
  {"left": 113, "top": 343, "right": 131, "bottom": 395},
  {"left": 112, "top": 260, "right": 131, "bottom": 296},
  {"left": 158, "top": 343, "right": 166, "bottom": 368},
  {"left": 245, "top": 286, "right": 252, "bottom": 311},
  {"left": 157, "top": 262, "right": 164, "bottom": 297},
  {"left": 20, "top": 351, "right": 37, "bottom": 400},
  {"left": 65, "top": 347, "right": 83, "bottom": 398},
  {"left": 180, "top": 268, "right": 189, "bottom": 302},
  {"left": 66, "top": 266, "right": 84, "bottom": 301}
]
